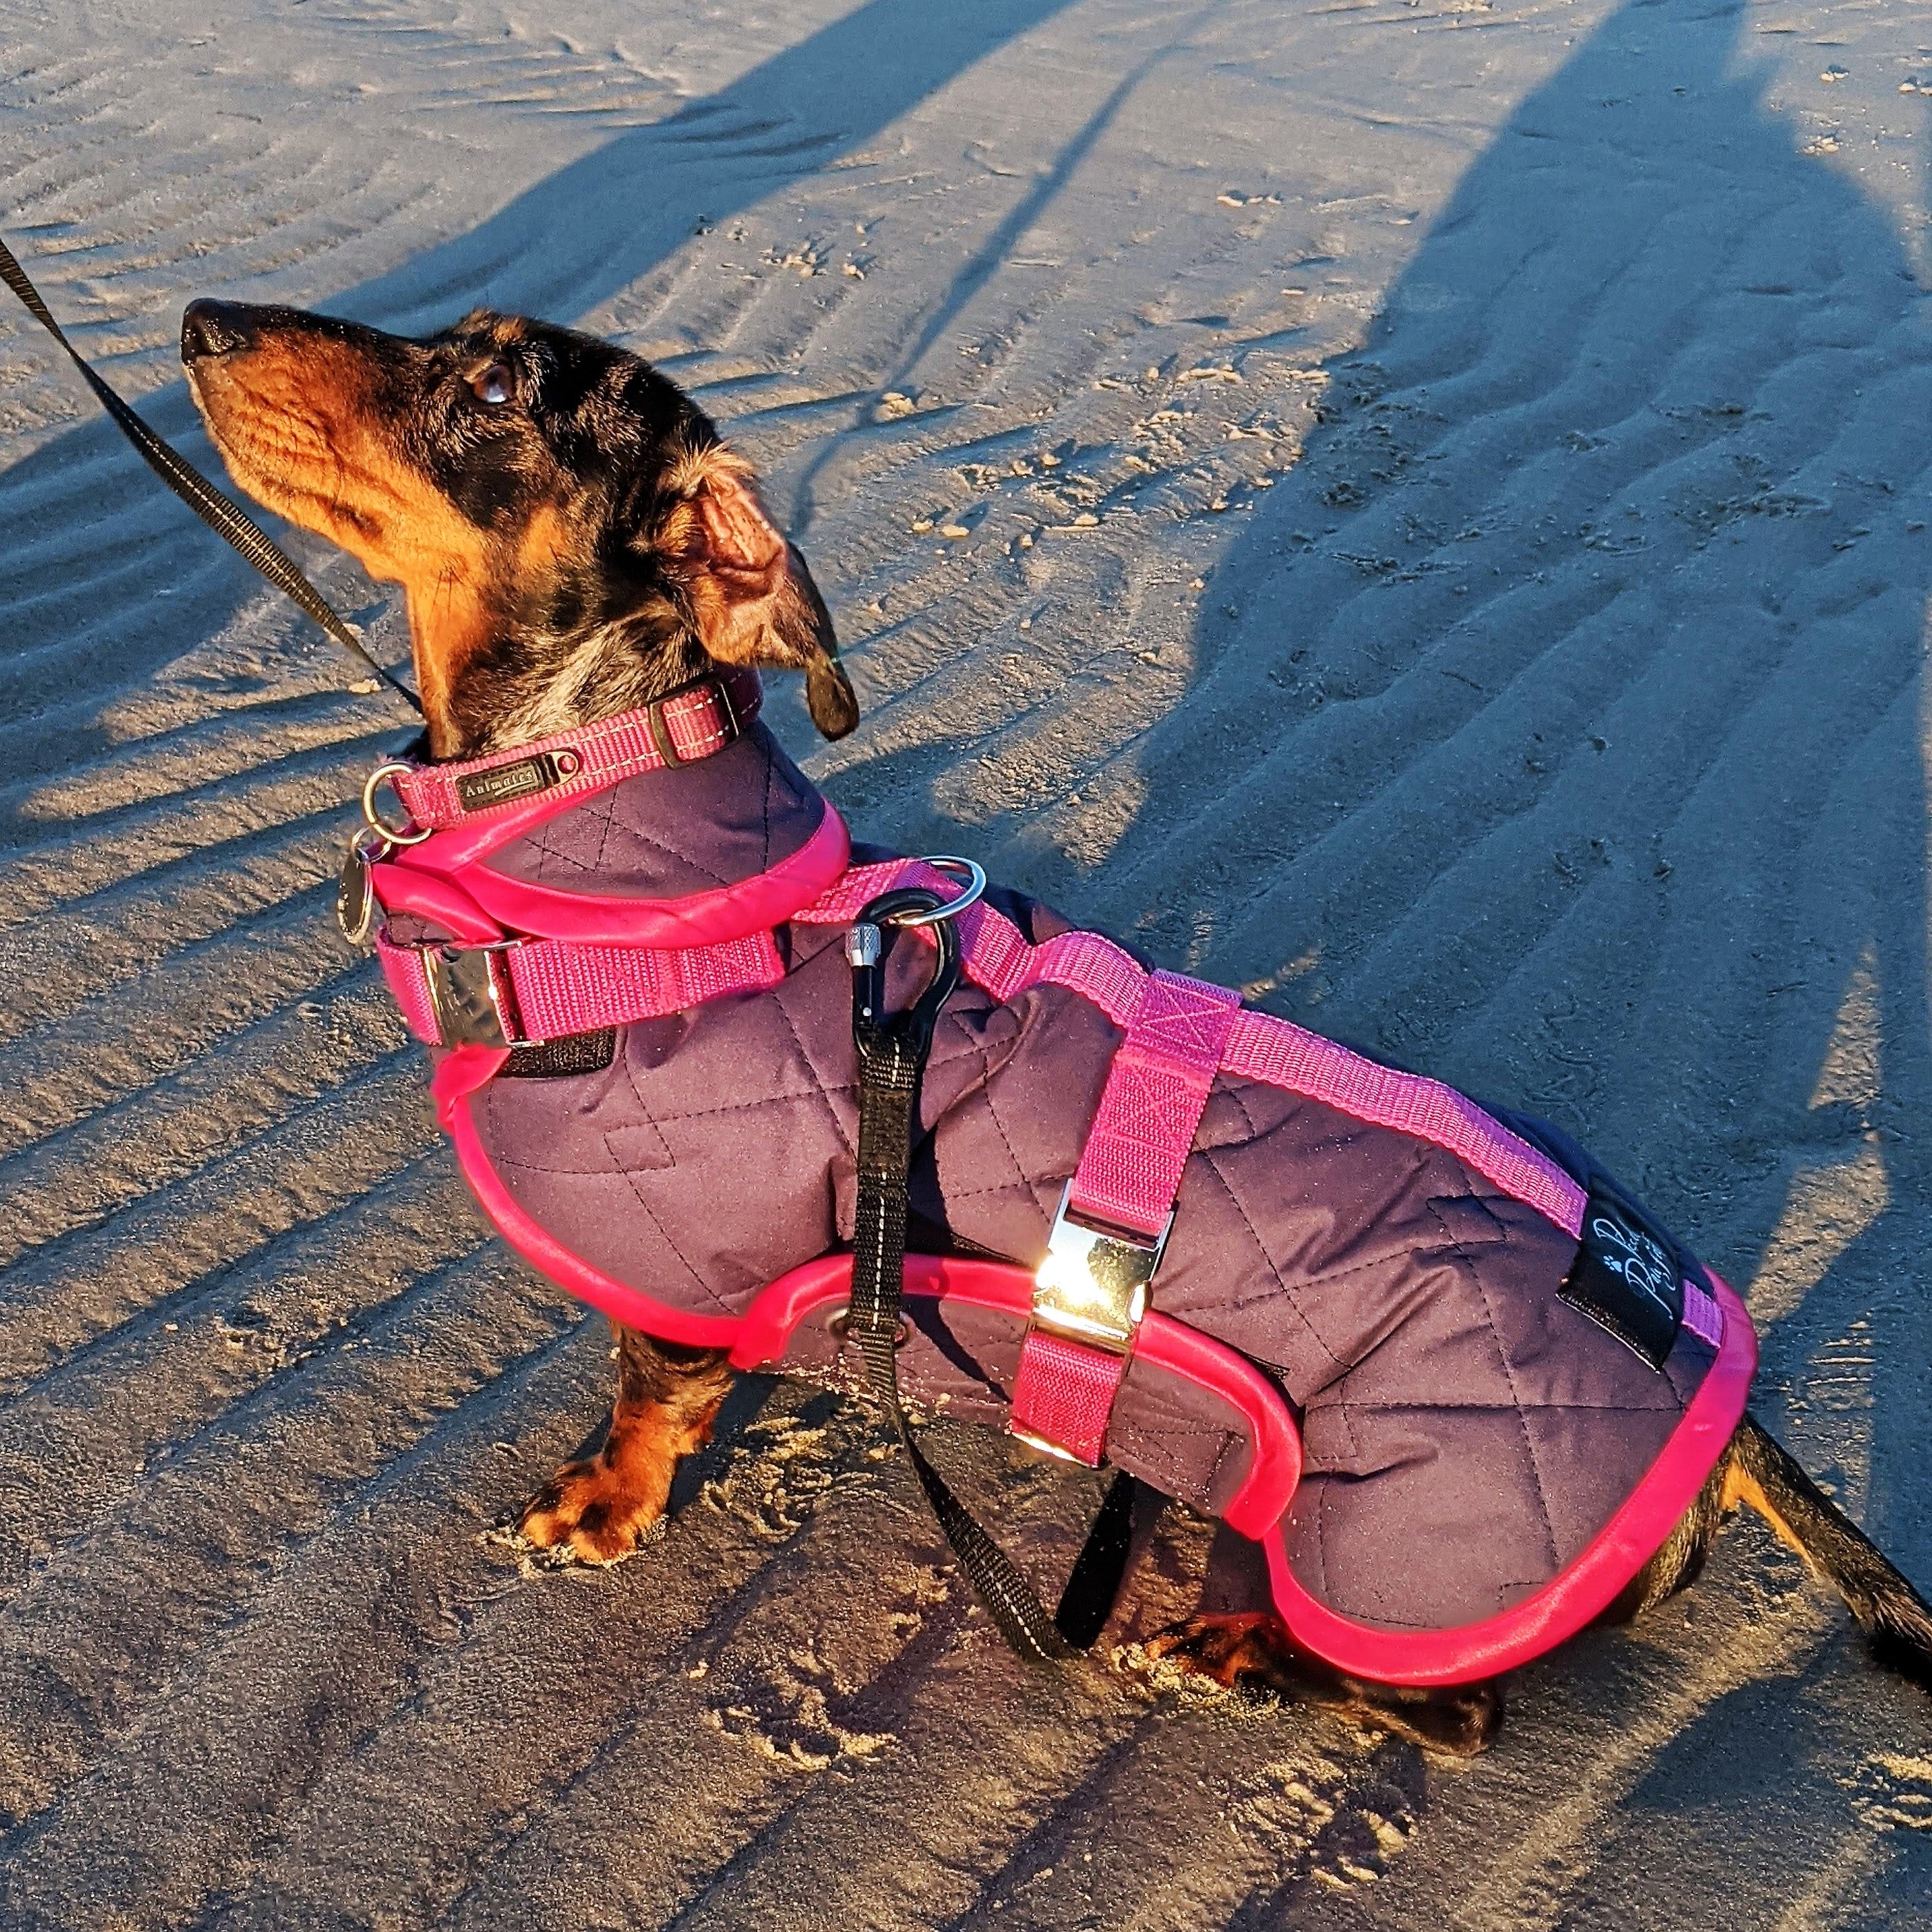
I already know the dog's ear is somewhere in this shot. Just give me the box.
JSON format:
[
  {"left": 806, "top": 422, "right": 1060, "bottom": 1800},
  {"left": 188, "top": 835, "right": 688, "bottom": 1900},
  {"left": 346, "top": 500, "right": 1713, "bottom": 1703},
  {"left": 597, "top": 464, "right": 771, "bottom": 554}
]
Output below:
[{"left": 662, "top": 445, "right": 858, "bottom": 739}]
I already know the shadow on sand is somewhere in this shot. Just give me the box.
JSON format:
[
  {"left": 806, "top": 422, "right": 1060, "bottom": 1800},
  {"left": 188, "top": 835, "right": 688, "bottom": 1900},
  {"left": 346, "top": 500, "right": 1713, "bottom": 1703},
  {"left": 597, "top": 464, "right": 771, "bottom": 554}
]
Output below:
[
  {"left": 0, "top": 0, "right": 1077, "bottom": 790},
  {"left": 1132, "top": 0, "right": 1930, "bottom": 1572}
]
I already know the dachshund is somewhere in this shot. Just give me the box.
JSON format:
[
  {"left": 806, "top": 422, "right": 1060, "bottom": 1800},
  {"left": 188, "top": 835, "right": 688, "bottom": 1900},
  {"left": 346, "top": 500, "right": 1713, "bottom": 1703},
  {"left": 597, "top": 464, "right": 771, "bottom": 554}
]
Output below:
[{"left": 181, "top": 297, "right": 1932, "bottom": 1757}]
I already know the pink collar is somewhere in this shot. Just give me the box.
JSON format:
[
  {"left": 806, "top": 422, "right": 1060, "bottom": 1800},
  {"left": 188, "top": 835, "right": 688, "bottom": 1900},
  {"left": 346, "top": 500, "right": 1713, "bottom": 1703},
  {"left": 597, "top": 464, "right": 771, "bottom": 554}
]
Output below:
[
  {"left": 360, "top": 671, "right": 852, "bottom": 1048},
  {"left": 386, "top": 668, "right": 762, "bottom": 833}
]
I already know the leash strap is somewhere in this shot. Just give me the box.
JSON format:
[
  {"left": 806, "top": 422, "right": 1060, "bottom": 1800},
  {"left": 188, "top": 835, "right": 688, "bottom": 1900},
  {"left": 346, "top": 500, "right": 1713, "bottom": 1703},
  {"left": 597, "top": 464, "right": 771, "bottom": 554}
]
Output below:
[
  {"left": 846, "top": 889, "right": 1140, "bottom": 1662},
  {"left": 0, "top": 232, "right": 423, "bottom": 715}
]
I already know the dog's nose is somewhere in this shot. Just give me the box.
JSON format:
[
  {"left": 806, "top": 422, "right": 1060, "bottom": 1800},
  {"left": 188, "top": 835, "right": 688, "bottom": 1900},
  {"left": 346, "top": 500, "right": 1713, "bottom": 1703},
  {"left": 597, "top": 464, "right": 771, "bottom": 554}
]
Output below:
[{"left": 181, "top": 299, "right": 257, "bottom": 363}]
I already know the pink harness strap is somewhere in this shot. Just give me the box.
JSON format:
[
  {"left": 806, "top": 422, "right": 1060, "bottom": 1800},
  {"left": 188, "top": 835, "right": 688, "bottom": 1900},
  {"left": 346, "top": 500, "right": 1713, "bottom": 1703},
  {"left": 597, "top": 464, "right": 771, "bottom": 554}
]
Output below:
[
  {"left": 375, "top": 928, "right": 786, "bottom": 1047},
  {"left": 1220, "top": 1012, "right": 1586, "bottom": 1239},
  {"left": 1006, "top": 1334, "right": 1123, "bottom": 1466},
  {"left": 1068, "top": 971, "right": 1241, "bottom": 1239},
  {"left": 797, "top": 859, "right": 1593, "bottom": 1469},
  {"left": 1682, "top": 1278, "right": 1724, "bottom": 1348},
  {"left": 368, "top": 831, "right": 1582, "bottom": 1244},
  {"left": 377, "top": 935, "right": 445, "bottom": 1045},
  {"left": 1008, "top": 969, "right": 1239, "bottom": 1464},
  {"left": 795, "top": 861, "right": 1587, "bottom": 1238},
  {"left": 414, "top": 804, "right": 853, "bottom": 953}
]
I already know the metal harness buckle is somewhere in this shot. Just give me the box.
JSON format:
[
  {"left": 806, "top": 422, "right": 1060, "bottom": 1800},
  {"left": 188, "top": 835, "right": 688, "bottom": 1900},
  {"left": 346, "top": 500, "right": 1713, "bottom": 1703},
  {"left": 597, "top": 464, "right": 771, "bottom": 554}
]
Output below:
[
  {"left": 1027, "top": 1181, "right": 1168, "bottom": 1355},
  {"left": 421, "top": 942, "right": 541, "bottom": 1050}
]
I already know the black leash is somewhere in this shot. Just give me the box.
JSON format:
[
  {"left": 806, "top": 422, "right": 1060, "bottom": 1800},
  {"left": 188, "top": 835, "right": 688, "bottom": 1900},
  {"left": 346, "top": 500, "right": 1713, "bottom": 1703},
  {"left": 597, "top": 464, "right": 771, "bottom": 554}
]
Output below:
[
  {"left": 846, "top": 888, "right": 1142, "bottom": 1662},
  {"left": 0, "top": 233, "right": 423, "bottom": 716}
]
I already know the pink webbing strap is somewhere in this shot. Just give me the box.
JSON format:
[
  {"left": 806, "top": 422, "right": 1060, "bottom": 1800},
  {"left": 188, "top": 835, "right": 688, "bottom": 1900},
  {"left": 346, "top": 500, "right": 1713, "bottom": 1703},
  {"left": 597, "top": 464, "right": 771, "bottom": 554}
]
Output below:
[
  {"left": 1008, "top": 970, "right": 1239, "bottom": 1466},
  {"left": 375, "top": 928, "right": 786, "bottom": 1046},
  {"left": 1682, "top": 1278, "right": 1724, "bottom": 1348},
  {"left": 377, "top": 936, "right": 444, "bottom": 1044},
  {"left": 1007, "top": 1333, "right": 1124, "bottom": 1466},
  {"left": 795, "top": 861, "right": 1587, "bottom": 1239},
  {"left": 1066, "top": 971, "right": 1241, "bottom": 1238},
  {"left": 391, "top": 670, "right": 761, "bottom": 831},
  {"left": 1219, "top": 1012, "right": 1586, "bottom": 1239}
]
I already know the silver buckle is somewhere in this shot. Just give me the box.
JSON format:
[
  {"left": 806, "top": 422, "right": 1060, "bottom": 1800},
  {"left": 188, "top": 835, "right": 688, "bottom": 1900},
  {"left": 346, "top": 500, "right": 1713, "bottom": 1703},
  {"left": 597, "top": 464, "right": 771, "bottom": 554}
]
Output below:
[
  {"left": 1010, "top": 1184, "right": 1166, "bottom": 1462},
  {"left": 1028, "top": 1181, "right": 1168, "bottom": 1355},
  {"left": 421, "top": 942, "right": 539, "bottom": 1049}
]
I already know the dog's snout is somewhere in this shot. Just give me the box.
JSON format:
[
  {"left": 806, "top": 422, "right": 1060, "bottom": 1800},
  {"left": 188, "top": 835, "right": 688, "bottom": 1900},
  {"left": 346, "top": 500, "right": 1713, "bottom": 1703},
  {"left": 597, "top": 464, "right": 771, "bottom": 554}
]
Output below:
[{"left": 181, "top": 299, "right": 258, "bottom": 364}]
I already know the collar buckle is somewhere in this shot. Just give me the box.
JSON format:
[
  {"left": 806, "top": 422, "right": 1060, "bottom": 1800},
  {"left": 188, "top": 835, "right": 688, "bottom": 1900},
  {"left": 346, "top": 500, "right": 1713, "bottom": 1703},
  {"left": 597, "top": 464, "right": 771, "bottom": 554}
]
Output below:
[
  {"left": 422, "top": 942, "right": 541, "bottom": 1050},
  {"left": 646, "top": 673, "right": 743, "bottom": 767}
]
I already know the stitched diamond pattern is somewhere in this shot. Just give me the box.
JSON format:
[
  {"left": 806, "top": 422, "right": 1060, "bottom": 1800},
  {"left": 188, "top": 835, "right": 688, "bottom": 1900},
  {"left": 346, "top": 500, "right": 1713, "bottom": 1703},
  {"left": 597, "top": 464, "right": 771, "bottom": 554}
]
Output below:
[{"left": 1068, "top": 972, "right": 1239, "bottom": 1238}]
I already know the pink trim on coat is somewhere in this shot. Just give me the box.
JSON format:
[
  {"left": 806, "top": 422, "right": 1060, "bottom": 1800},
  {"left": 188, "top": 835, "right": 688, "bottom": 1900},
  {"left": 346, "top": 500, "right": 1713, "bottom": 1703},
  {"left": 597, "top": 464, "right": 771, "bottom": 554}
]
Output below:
[
  {"left": 397, "top": 804, "right": 852, "bottom": 950},
  {"left": 408, "top": 838, "right": 1753, "bottom": 1686},
  {"left": 1261, "top": 1274, "right": 1754, "bottom": 1684},
  {"left": 426, "top": 1082, "right": 1755, "bottom": 1687},
  {"left": 438, "top": 1065, "right": 746, "bottom": 1348}
]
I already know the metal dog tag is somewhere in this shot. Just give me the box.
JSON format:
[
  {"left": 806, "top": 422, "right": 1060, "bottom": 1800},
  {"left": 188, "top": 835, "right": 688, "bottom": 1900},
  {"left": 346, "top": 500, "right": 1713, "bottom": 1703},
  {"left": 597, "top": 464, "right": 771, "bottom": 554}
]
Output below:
[{"left": 336, "top": 828, "right": 385, "bottom": 949}]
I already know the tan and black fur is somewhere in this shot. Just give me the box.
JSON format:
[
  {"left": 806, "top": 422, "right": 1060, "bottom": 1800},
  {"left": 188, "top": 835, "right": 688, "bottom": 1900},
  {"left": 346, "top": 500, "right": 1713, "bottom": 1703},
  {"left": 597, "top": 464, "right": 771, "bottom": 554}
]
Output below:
[
  {"left": 181, "top": 298, "right": 855, "bottom": 757},
  {"left": 182, "top": 297, "right": 1932, "bottom": 1756}
]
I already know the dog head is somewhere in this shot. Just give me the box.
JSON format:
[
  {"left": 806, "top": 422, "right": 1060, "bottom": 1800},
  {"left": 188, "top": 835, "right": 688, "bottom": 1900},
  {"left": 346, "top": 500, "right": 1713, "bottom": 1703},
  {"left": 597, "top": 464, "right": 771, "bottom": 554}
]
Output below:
[{"left": 181, "top": 299, "right": 857, "bottom": 756}]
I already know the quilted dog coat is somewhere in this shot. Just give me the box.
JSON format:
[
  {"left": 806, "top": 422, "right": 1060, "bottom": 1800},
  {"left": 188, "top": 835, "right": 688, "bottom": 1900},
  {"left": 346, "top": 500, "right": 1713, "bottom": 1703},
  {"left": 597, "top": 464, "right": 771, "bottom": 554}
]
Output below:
[{"left": 357, "top": 673, "right": 1755, "bottom": 1685}]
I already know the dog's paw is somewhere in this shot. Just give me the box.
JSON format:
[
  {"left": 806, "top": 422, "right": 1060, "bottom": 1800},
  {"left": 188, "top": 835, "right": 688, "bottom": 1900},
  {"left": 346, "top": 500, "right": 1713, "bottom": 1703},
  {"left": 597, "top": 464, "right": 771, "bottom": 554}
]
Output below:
[
  {"left": 1144, "top": 1616, "right": 1503, "bottom": 1756},
  {"left": 1144, "top": 1613, "right": 1286, "bottom": 1689},
  {"left": 517, "top": 1453, "right": 668, "bottom": 1565}
]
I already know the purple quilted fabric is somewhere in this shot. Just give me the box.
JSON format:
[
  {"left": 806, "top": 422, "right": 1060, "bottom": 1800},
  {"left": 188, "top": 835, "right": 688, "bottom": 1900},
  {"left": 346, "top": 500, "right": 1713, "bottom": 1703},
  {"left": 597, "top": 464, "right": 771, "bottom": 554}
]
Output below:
[{"left": 466, "top": 724, "right": 1719, "bottom": 1634}]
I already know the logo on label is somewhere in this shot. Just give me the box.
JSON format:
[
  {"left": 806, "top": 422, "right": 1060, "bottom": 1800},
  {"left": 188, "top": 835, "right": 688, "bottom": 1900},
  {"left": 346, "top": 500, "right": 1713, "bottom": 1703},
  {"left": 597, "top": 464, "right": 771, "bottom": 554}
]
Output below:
[
  {"left": 1560, "top": 1188, "right": 1686, "bottom": 1371},
  {"left": 1587, "top": 1211, "right": 1675, "bottom": 1313},
  {"left": 456, "top": 748, "right": 579, "bottom": 813}
]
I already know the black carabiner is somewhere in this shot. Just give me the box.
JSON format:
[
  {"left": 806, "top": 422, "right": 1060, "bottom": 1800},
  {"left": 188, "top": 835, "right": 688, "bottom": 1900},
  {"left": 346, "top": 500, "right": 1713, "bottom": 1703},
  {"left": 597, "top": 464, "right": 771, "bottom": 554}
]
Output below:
[{"left": 849, "top": 887, "right": 963, "bottom": 1060}]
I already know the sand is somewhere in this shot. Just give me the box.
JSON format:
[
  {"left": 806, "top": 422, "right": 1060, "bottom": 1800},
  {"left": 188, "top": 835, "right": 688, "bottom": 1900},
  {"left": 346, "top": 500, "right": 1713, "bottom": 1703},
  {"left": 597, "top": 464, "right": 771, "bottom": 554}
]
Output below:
[{"left": 1, "top": 0, "right": 1929, "bottom": 1924}]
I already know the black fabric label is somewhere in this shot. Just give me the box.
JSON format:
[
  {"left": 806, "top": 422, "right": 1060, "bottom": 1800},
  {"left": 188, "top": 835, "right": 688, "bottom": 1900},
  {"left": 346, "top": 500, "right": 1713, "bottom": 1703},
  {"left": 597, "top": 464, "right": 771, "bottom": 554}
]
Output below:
[{"left": 1560, "top": 1187, "right": 1684, "bottom": 1371}]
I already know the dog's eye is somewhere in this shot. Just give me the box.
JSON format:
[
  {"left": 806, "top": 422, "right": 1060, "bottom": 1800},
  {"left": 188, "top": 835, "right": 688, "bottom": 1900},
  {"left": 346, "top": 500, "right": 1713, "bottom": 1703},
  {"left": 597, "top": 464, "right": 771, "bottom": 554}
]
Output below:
[{"left": 469, "top": 361, "right": 515, "bottom": 406}]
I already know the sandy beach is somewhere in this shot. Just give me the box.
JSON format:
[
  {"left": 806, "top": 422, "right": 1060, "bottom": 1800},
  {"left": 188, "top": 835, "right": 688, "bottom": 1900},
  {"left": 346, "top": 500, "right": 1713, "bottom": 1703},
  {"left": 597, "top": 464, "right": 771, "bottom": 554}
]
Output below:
[{"left": 1, "top": 0, "right": 1929, "bottom": 1923}]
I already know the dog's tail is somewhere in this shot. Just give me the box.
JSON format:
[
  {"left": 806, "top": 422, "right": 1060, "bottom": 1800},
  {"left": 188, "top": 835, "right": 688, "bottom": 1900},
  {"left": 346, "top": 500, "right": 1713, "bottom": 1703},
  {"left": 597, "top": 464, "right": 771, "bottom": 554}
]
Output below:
[{"left": 1726, "top": 1413, "right": 1932, "bottom": 1691}]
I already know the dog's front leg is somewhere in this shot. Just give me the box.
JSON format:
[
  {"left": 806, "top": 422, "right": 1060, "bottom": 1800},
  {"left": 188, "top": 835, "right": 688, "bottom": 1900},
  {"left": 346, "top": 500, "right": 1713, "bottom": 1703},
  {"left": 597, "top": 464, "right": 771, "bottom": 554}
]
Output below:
[{"left": 519, "top": 1322, "right": 735, "bottom": 1563}]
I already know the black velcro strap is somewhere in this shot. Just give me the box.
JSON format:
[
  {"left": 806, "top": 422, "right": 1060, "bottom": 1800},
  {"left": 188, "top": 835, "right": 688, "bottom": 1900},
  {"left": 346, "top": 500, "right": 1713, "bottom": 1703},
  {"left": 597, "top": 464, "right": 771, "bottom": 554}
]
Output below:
[{"left": 498, "top": 1029, "right": 619, "bottom": 1079}]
